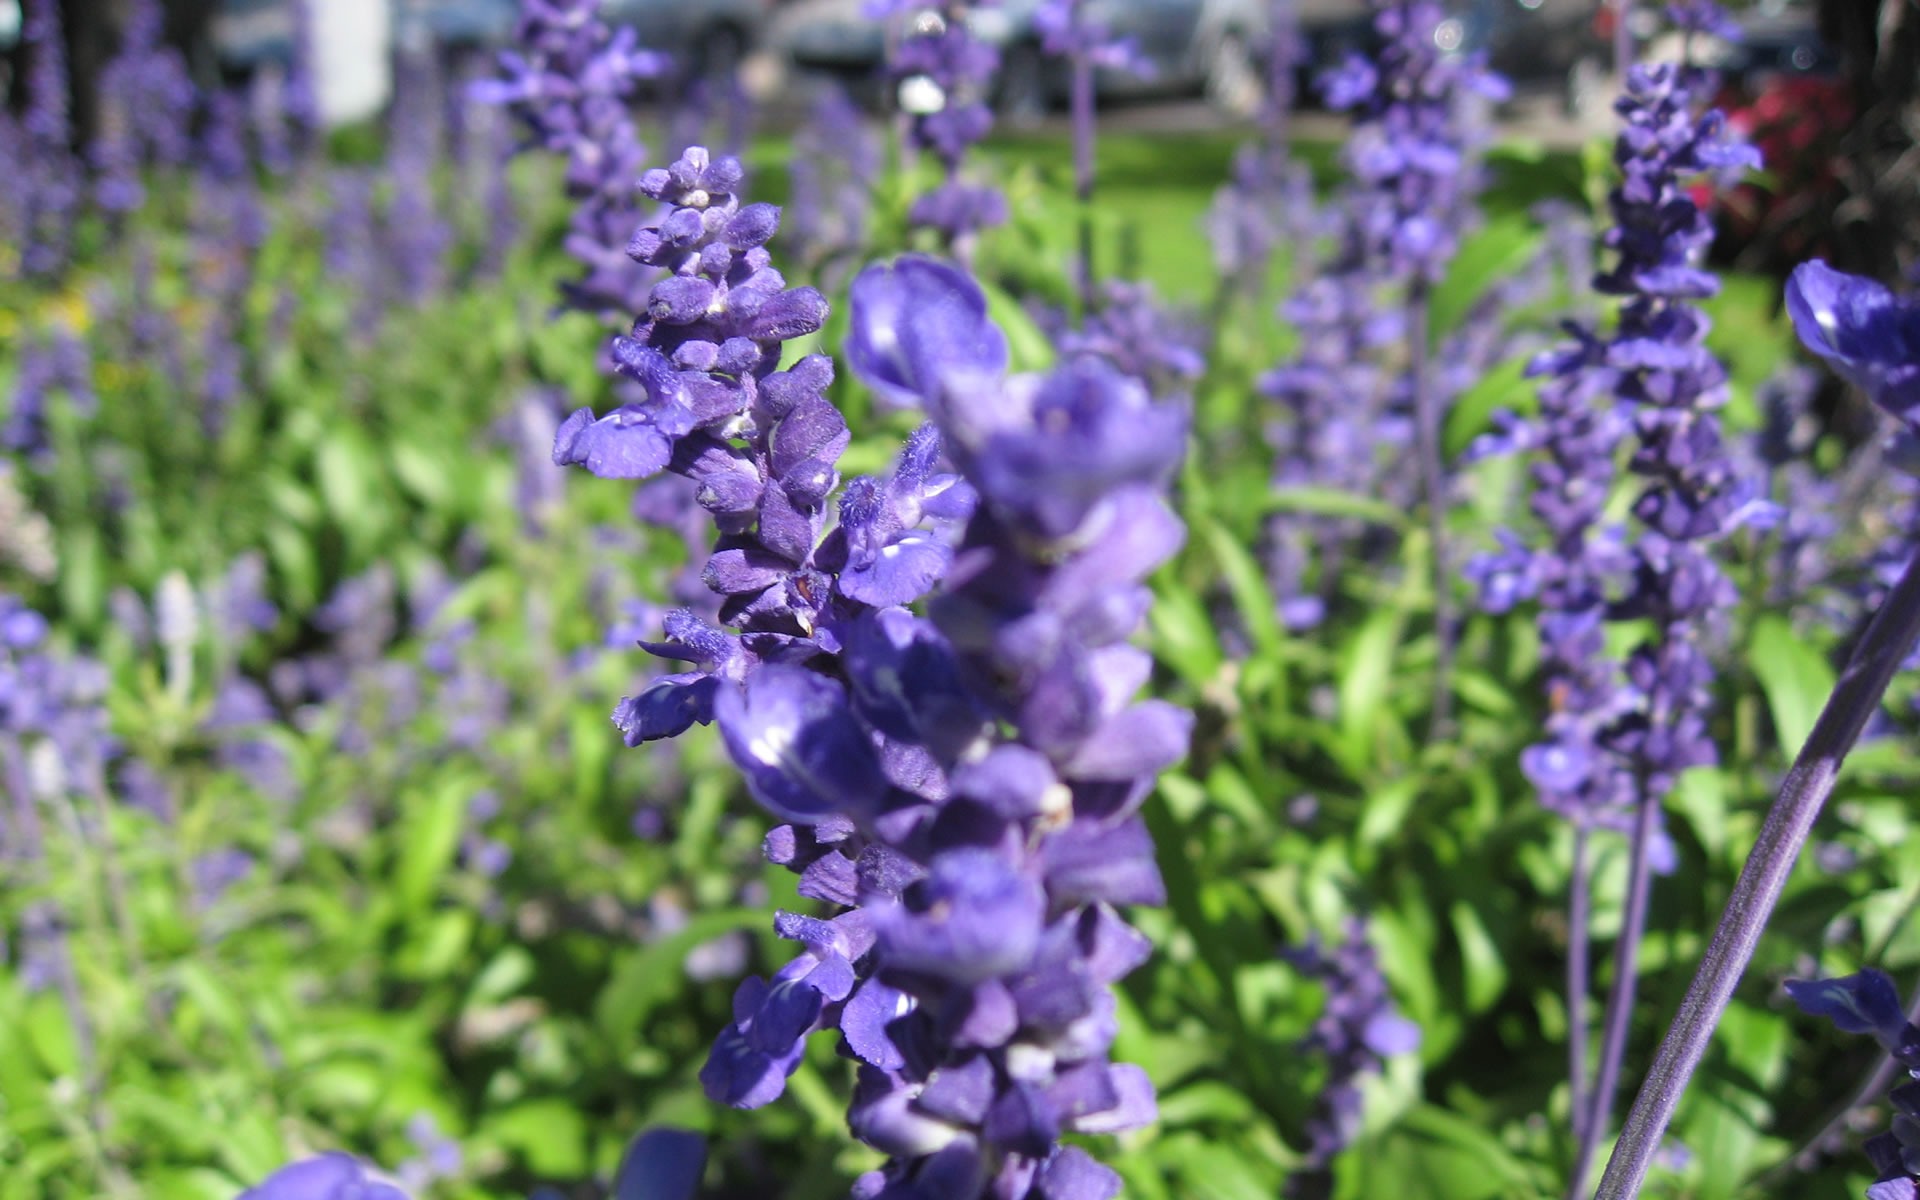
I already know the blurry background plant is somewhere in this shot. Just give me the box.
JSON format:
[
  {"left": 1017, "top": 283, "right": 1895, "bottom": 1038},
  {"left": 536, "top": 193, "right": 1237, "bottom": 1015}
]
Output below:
[{"left": 4, "top": 0, "right": 1920, "bottom": 1198}]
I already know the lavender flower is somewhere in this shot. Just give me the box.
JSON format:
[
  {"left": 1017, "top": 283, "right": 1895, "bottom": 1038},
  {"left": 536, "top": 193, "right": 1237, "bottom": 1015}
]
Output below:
[
  {"left": 1049, "top": 280, "right": 1205, "bottom": 398},
  {"left": 1788, "top": 970, "right": 1920, "bottom": 1200},
  {"left": 786, "top": 85, "right": 882, "bottom": 277},
  {"left": 1470, "top": 9, "right": 1759, "bottom": 1186},
  {"left": 14, "top": 0, "right": 80, "bottom": 279},
  {"left": 558, "top": 146, "right": 1188, "bottom": 1194},
  {"left": 90, "top": 0, "right": 195, "bottom": 216},
  {"left": 386, "top": 49, "right": 455, "bottom": 304},
  {"left": 551, "top": 147, "right": 830, "bottom": 484},
  {"left": 1788, "top": 261, "right": 1920, "bottom": 426},
  {"left": 890, "top": 2, "right": 1006, "bottom": 249},
  {"left": 238, "top": 1153, "right": 409, "bottom": 1200},
  {"left": 1260, "top": 0, "right": 1503, "bottom": 642},
  {"left": 1592, "top": 210, "right": 1920, "bottom": 1200},
  {"left": 476, "top": 0, "right": 670, "bottom": 319},
  {"left": 395, "top": 1114, "right": 463, "bottom": 1192},
  {"left": 1286, "top": 920, "right": 1421, "bottom": 1170},
  {"left": 3, "top": 328, "right": 95, "bottom": 461}
]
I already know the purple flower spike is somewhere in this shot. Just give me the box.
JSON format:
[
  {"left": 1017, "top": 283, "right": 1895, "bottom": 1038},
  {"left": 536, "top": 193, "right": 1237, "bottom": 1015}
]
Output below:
[
  {"left": 238, "top": 1153, "right": 408, "bottom": 1200},
  {"left": 571, "top": 167, "right": 1183, "bottom": 1187},
  {"left": 1787, "top": 260, "right": 1920, "bottom": 425},
  {"left": 848, "top": 255, "right": 1009, "bottom": 409}
]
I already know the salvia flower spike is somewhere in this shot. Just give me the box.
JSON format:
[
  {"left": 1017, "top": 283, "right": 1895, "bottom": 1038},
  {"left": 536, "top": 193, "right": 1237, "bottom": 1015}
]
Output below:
[
  {"left": 1593, "top": 262, "right": 1920, "bottom": 1200},
  {"left": 554, "top": 140, "right": 1189, "bottom": 1195}
]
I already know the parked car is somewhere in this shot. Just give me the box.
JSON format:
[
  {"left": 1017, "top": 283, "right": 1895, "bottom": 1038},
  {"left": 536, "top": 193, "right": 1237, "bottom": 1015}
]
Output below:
[
  {"left": 777, "top": 0, "right": 1272, "bottom": 118},
  {"left": 212, "top": 0, "right": 518, "bottom": 74},
  {"left": 393, "top": 0, "right": 519, "bottom": 54},
  {"left": 1443, "top": 0, "right": 1603, "bottom": 115},
  {"left": 1701, "top": 10, "right": 1851, "bottom": 272},
  {"left": 602, "top": 0, "right": 774, "bottom": 81}
]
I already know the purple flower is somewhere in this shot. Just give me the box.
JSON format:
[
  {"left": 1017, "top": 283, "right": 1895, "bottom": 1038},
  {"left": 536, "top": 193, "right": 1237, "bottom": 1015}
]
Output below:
[
  {"left": 1286, "top": 921, "right": 1421, "bottom": 1167},
  {"left": 1789, "top": 970, "right": 1920, "bottom": 1195},
  {"left": 847, "top": 254, "right": 1010, "bottom": 409},
  {"left": 1787, "top": 260, "right": 1920, "bottom": 427},
  {"left": 562, "top": 144, "right": 1183, "bottom": 1192},
  {"left": 479, "top": 0, "right": 670, "bottom": 318},
  {"left": 238, "top": 1153, "right": 409, "bottom": 1200},
  {"left": 889, "top": 2, "right": 1005, "bottom": 246}
]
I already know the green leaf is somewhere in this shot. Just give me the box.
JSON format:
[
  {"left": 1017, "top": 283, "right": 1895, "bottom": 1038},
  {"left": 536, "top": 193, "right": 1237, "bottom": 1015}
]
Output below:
[
  {"left": 393, "top": 777, "right": 471, "bottom": 916},
  {"left": 1203, "top": 518, "right": 1283, "bottom": 661},
  {"left": 1447, "top": 900, "right": 1507, "bottom": 1014},
  {"left": 1441, "top": 354, "right": 1531, "bottom": 460},
  {"left": 487, "top": 1098, "right": 591, "bottom": 1177},
  {"left": 1338, "top": 608, "right": 1403, "bottom": 767},
  {"left": 1428, "top": 219, "right": 1542, "bottom": 341},
  {"left": 594, "top": 908, "right": 764, "bottom": 1052},
  {"left": 1747, "top": 613, "right": 1835, "bottom": 756},
  {"left": 1151, "top": 580, "right": 1225, "bottom": 689},
  {"left": 1261, "top": 485, "right": 1410, "bottom": 529},
  {"left": 979, "top": 278, "right": 1056, "bottom": 374}
]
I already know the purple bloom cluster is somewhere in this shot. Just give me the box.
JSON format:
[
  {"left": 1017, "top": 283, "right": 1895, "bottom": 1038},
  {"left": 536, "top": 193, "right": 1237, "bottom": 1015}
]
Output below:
[
  {"left": 1045, "top": 280, "right": 1205, "bottom": 398},
  {"left": 476, "top": 0, "right": 670, "bottom": 318},
  {"left": 888, "top": 1, "right": 1007, "bottom": 247},
  {"left": 558, "top": 145, "right": 1190, "bottom": 1195},
  {"left": 1470, "top": 27, "right": 1759, "bottom": 831},
  {"left": 90, "top": 0, "right": 195, "bottom": 217},
  {"left": 1787, "top": 260, "right": 1920, "bottom": 430},
  {"left": 1259, "top": 0, "right": 1504, "bottom": 631},
  {"left": 787, "top": 85, "right": 883, "bottom": 275},
  {"left": 551, "top": 147, "right": 831, "bottom": 485},
  {"left": 388, "top": 50, "right": 456, "bottom": 304},
  {"left": 3, "top": 328, "right": 95, "bottom": 462},
  {"left": 1316, "top": 0, "right": 1507, "bottom": 286},
  {"left": 1033, "top": 0, "right": 1146, "bottom": 72},
  {"left": 249, "top": 0, "right": 321, "bottom": 177},
  {"left": 1787, "top": 970, "right": 1920, "bottom": 1200},
  {"left": 1285, "top": 920, "right": 1421, "bottom": 1168},
  {"left": 6, "top": 0, "right": 81, "bottom": 279}
]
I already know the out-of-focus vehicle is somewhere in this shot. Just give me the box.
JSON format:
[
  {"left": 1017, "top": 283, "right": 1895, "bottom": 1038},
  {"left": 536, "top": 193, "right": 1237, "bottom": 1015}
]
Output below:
[
  {"left": 776, "top": 0, "right": 1273, "bottom": 117},
  {"left": 0, "top": 0, "right": 21, "bottom": 54},
  {"left": 1697, "top": 9, "right": 1851, "bottom": 272},
  {"left": 393, "top": 0, "right": 520, "bottom": 54},
  {"left": 212, "top": 0, "right": 518, "bottom": 74},
  {"left": 210, "top": 0, "right": 296, "bottom": 73},
  {"left": 603, "top": 0, "right": 774, "bottom": 80},
  {"left": 1439, "top": 0, "right": 1605, "bottom": 116}
]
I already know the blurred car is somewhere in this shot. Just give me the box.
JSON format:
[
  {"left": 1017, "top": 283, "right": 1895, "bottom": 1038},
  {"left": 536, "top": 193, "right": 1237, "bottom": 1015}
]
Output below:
[
  {"left": 777, "top": 0, "right": 1273, "bottom": 117},
  {"left": 1440, "top": 0, "right": 1604, "bottom": 116},
  {"left": 1700, "top": 10, "right": 1850, "bottom": 271},
  {"left": 603, "top": 0, "right": 774, "bottom": 80},
  {"left": 212, "top": 0, "right": 518, "bottom": 73},
  {"left": 0, "top": 0, "right": 20, "bottom": 53},
  {"left": 394, "top": 0, "right": 519, "bottom": 53}
]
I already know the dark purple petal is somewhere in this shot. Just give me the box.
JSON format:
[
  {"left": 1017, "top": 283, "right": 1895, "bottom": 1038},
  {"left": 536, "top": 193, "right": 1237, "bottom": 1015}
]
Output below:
[
  {"left": 1786, "top": 970, "right": 1911, "bottom": 1049},
  {"left": 874, "top": 849, "right": 1046, "bottom": 985},
  {"left": 847, "top": 256, "right": 1010, "bottom": 408},
  {"left": 612, "top": 673, "right": 720, "bottom": 745},
  {"left": 552, "top": 408, "right": 673, "bottom": 478},
  {"left": 716, "top": 666, "right": 889, "bottom": 823},
  {"left": 1036, "top": 1145, "right": 1123, "bottom": 1200},
  {"left": 1040, "top": 819, "right": 1166, "bottom": 908},
  {"left": 613, "top": 1128, "right": 707, "bottom": 1200}
]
